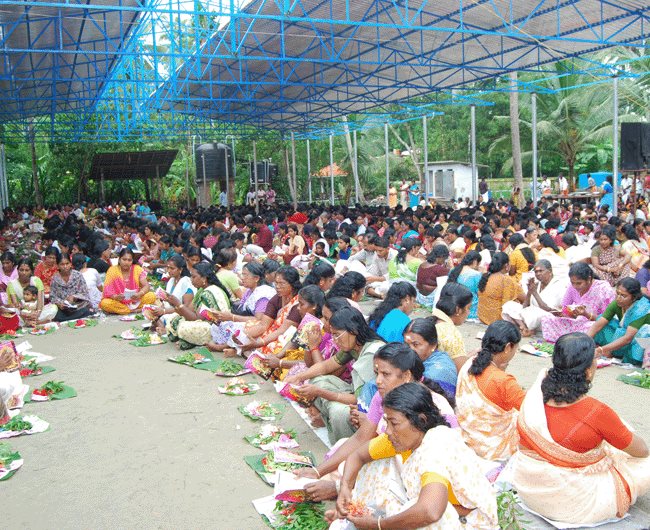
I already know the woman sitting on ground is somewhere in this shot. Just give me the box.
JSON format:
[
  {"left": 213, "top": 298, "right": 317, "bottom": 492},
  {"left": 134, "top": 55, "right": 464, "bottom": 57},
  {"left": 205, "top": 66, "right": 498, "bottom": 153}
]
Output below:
[
  {"left": 456, "top": 320, "right": 525, "bottom": 461},
  {"left": 99, "top": 248, "right": 157, "bottom": 315},
  {"left": 541, "top": 261, "right": 615, "bottom": 343},
  {"left": 388, "top": 237, "right": 423, "bottom": 284},
  {"left": 502, "top": 259, "right": 566, "bottom": 337},
  {"left": 587, "top": 277, "right": 650, "bottom": 366},
  {"left": 297, "top": 344, "right": 456, "bottom": 505},
  {"left": 7, "top": 258, "right": 58, "bottom": 326},
  {"left": 285, "top": 306, "right": 385, "bottom": 444},
  {"left": 507, "top": 333, "right": 650, "bottom": 526},
  {"left": 49, "top": 253, "right": 93, "bottom": 322},
  {"left": 537, "top": 232, "right": 570, "bottom": 281},
  {"left": 165, "top": 262, "right": 230, "bottom": 349},
  {"left": 72, "top": 254, "right": 103, "bottom": 310},
  {"left": 238, "top": 266, "right": 302, "bottom": 357},
  {"left": 334, "top": 383, "right": 498, "bottom": 530},
  {"left": 327, "top": 271, "right": 366, "bottom": 311},
  {"left": 404, "top": 317, "right": 458, "bottom": 397},
  {"left": 447, "top": 250, "right": 482, "bottom": 320},
  {"left": 432, "top": 282, "right": 473, "bottom": 371},
  {"left": 261, "top": 284, "right": 325, "bottom": 379},
  {"left": 620, "top": 223, "right": 649, "bottom": 273},
  {"left": 34, "top": 246, "right": 60, "bottom": 295},
  {"left": 415, "top": 245, "right": 450, "bottom": 308},
  {"left": 214, "top": 247, "right": 244, "bottom": 301},
  {"left": 0, "top": 252, "right": 17, "bottom": 305},
  {"left": 207, "top": 261, "right": 276, "bottom": 351},
  {"left": 368, "top": 281, "right": 417, "bottom": 343},
  {"left": 302, "top": 261, "right": 336, "bottom": 293},
  {"left": 148, "top": 255, "right": 195, "bottom": 332},
  {"left": 591, "top": 225, "right": 631, "bottom": 286},
  {"left": 477, "top": 252, "right": 524, "bottom": 325},
  {"left": 508, "top": 233, "right": 536, "bottom": 283}
]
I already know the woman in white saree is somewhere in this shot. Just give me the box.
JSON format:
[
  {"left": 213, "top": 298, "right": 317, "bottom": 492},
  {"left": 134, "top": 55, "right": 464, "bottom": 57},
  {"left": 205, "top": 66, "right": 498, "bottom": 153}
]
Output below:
[{"left": 505, "top": 333, "right": 650, "bottom": 526}]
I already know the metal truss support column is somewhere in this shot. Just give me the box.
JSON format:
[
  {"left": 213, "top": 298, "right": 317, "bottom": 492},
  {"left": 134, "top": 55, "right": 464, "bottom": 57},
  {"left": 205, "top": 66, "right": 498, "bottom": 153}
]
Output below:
[
  {"left": 353, "top": 130, "right": 359, "bottom": 204},
  {"left": 329, "top": 135, "right": 335, "bottom": 206},
  {"left": 423, "top": 116, "right": 429, "bottom": 203},
  {"left": 307, "top": 139, "right": 312, "bottom": 203},
  {"left": 532, "top": 93, "right": 538, "bottom": 207},
  {"left": 385, "top": 122, "right": 390, "bottom": 207},
  {"left": 470, "top": 105, "right": 477, "bottom": 204},
  {"left": 100, "top": 168, "right": 105, "bottom": 203},
  {"left": 253, "top": 140, "right": 259, "bottom": 215},
  {"left": 201, "top": 152, "right": 207, "bottom": 208},
  {"left": 224, "top": 145, "right": 230, "bottom": 207},
  {"left": 0, "top": 144, "right": 7, "bottom": 210},
  {"left": 291, "top": 131, "right": 297, "bottom": 210},
  {"left": 230, "top": 137, "right": 237, "bottom": 204},
  {"left": 612, "top": 77, "right": 619, "bottom": 217}
]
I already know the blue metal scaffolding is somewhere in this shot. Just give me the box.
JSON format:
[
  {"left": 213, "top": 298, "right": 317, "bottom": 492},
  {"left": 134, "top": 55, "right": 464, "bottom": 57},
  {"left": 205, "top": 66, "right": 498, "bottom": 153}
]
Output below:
[{"left": 0, "top": 0, "right": 647, "bottom": 142}]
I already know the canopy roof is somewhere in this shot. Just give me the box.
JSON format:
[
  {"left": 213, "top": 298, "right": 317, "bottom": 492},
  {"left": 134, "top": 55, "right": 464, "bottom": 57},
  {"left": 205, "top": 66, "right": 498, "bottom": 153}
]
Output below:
[
  {"left": 88, "top": 149, "right": 178, "bottom": 181},
  {"left": 0, "top": 0, "right": 647, "bottom": 142},
  {"left": 0, "top": 0, "right": 143, "bottom": 123}
]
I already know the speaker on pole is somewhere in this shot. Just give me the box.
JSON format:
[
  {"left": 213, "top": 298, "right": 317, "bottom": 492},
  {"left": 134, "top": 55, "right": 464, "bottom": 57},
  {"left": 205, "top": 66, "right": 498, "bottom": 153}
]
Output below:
[{"left": 621, "top": 123, "right": 650, "bottom": 170}]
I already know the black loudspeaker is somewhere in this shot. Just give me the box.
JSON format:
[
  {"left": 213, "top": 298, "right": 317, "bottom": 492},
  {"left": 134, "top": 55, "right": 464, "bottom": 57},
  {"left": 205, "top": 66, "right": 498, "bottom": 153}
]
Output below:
[
  {"left": 621, "top": 123, "right": 650, "bottom": 170},
  {"left": 249, "top": 162, "right": 278, "bottom": 184},
  {"left": 195, "top": 143, "right": 233, "bottom": 182}
]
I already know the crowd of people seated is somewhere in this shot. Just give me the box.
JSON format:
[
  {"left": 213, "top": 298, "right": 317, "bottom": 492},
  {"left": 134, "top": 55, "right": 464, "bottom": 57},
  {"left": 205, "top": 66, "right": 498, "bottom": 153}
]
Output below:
[{"left": 0, "top": 192, "right": 649, "bottom": 528}]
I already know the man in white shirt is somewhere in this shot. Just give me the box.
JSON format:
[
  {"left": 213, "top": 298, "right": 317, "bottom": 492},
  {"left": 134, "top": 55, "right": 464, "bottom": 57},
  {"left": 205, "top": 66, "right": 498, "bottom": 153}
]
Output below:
[
  {"left": 219, "top": 189, "right": 227, "bottom": 207},
  {"left": 365, "top": 236, "right": 396, "bottom": 298},
  {"left": 355, "top": 215, "right": 367, "bottom": 236},
  {"left": 246, "top": 189, "right": 256, "bottom": 206},
  {"left": 558, "top": 174, "right": 569, "bottom": 195},
  {"left": 621, "top": 175, "right": 632, "bottom": 203}
]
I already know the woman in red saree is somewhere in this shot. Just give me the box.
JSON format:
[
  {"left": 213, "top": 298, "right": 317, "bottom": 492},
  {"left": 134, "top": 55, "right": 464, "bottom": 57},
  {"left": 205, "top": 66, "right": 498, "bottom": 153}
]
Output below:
[
  {"left": 34, "top": 246, "right": 60, "bottom": 295},
  {"left": 505, "top": 333, "right": 650, "bottom": 525}
]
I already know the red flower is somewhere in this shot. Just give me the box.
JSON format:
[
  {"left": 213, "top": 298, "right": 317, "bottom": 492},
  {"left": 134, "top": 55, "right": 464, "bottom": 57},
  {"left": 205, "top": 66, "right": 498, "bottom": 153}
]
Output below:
[
  {"left": 33, "top": 389, "right": 49, "bottom": 396},
  {"left": 19, "top": 369, "right": 32, "bottom": 377}
]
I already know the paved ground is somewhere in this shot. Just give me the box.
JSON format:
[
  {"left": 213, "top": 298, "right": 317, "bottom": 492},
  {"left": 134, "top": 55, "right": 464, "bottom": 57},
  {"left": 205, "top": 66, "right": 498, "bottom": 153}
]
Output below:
[{"left": 2, "top": 310, "right": 649, "bottom": 529}]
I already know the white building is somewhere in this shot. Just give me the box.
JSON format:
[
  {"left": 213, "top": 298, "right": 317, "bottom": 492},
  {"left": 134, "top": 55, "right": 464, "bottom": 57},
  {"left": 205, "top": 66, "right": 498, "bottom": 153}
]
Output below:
[{"left": 424, "top": 161, "right": 488, "bottom": 201}]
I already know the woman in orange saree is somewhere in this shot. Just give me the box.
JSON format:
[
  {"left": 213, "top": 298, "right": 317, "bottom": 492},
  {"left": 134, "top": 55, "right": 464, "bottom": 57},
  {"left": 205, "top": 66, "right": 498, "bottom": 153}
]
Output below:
[
  {"left": 456, "top": 320, "right": 525, "bottom": 462},
  {"left": 505, "top": 333, "right": 650, "bottom": 525},
  {"left": 240, "top": 266, "right": 302, "bottom": 357}
]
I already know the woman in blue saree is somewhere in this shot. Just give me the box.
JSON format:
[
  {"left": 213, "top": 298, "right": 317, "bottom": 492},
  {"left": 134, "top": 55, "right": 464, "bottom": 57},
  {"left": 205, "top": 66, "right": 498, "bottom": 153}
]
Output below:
[
  {"left": 599, "top": 175, "right": 614, "bottom": 213},
  {"left": 408, "top": 183, "right": 420, "bottom": 209},
  {"left": 446, "top": 250, "right": 482, "bottom": 320},
  {"left": 587, "top": 277, "right": 650, "bottom": 365},
  {"left": 368, "top": 282, "right": 417, "bottom": 343}
]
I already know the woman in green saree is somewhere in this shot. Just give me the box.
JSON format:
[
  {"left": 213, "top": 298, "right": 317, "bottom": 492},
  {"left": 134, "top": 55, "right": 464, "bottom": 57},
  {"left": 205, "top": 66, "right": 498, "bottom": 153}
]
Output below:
[
  {"left": 166, "top": 262, "right": 230, "bottom": 349},
  {"left": 388, "top": 238, "right": 423, "bottom": 284}
]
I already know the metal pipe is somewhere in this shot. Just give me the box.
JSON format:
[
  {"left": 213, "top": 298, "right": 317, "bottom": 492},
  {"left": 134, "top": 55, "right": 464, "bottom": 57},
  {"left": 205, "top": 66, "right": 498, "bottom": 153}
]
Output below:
[
  {"left": 470, "top": 105, "right": 477, "bottom": 204},
  {"left": 225, "top": 134, "right": 236, "bottom": 204},
  {"left": 291, "top": 131, "right": 297, "bottom": 209},
  {"left": 532, "top": 92, "right": 538, "bottom": 207},
  {"left": 0, "top": 144, "right": 6, "bottom": 209},
  {"left": 201, "top": 152, "right": 207, "bottom": 208},
  {"left": 353, "top": 129, "right": 359, "bottom": 203},
  {"left": 612, "top": 76, "right": 619, "bottom": 217},
  {"left": 253, "top": 140, "right": 259, "bottom": 215},
  {"left": 423, "top": 116, "right": 428, "bottom": 204},
  {"left": 223, "top": 144, "right": 229, "bottom": 208},
  {"left": 307, "top": 139, "right": 312, "bottom": 203},
  {"left": 384, "top": 122, "right": 389, "bottom": 206},
  {"left": 329, "top": 134, "right": 335, "bottom": 205},
  {"left": 191, "top": 134, "right": 202, "bottom": 206}
]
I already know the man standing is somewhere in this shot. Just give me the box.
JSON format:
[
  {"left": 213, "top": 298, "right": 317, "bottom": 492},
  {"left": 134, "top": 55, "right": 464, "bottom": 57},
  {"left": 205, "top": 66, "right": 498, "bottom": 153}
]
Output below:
[
  {"left": 219, "top": 188, "right": 227, "bottom": 207},
  {"left": 479, "top": 177, "right": 489, "bottom": 203},
  {"left": 558, "top": 173, "right": 569, "bottom": 196},
  {"left": 400, "top": 179, "right": 410, "bottom": 209}
]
